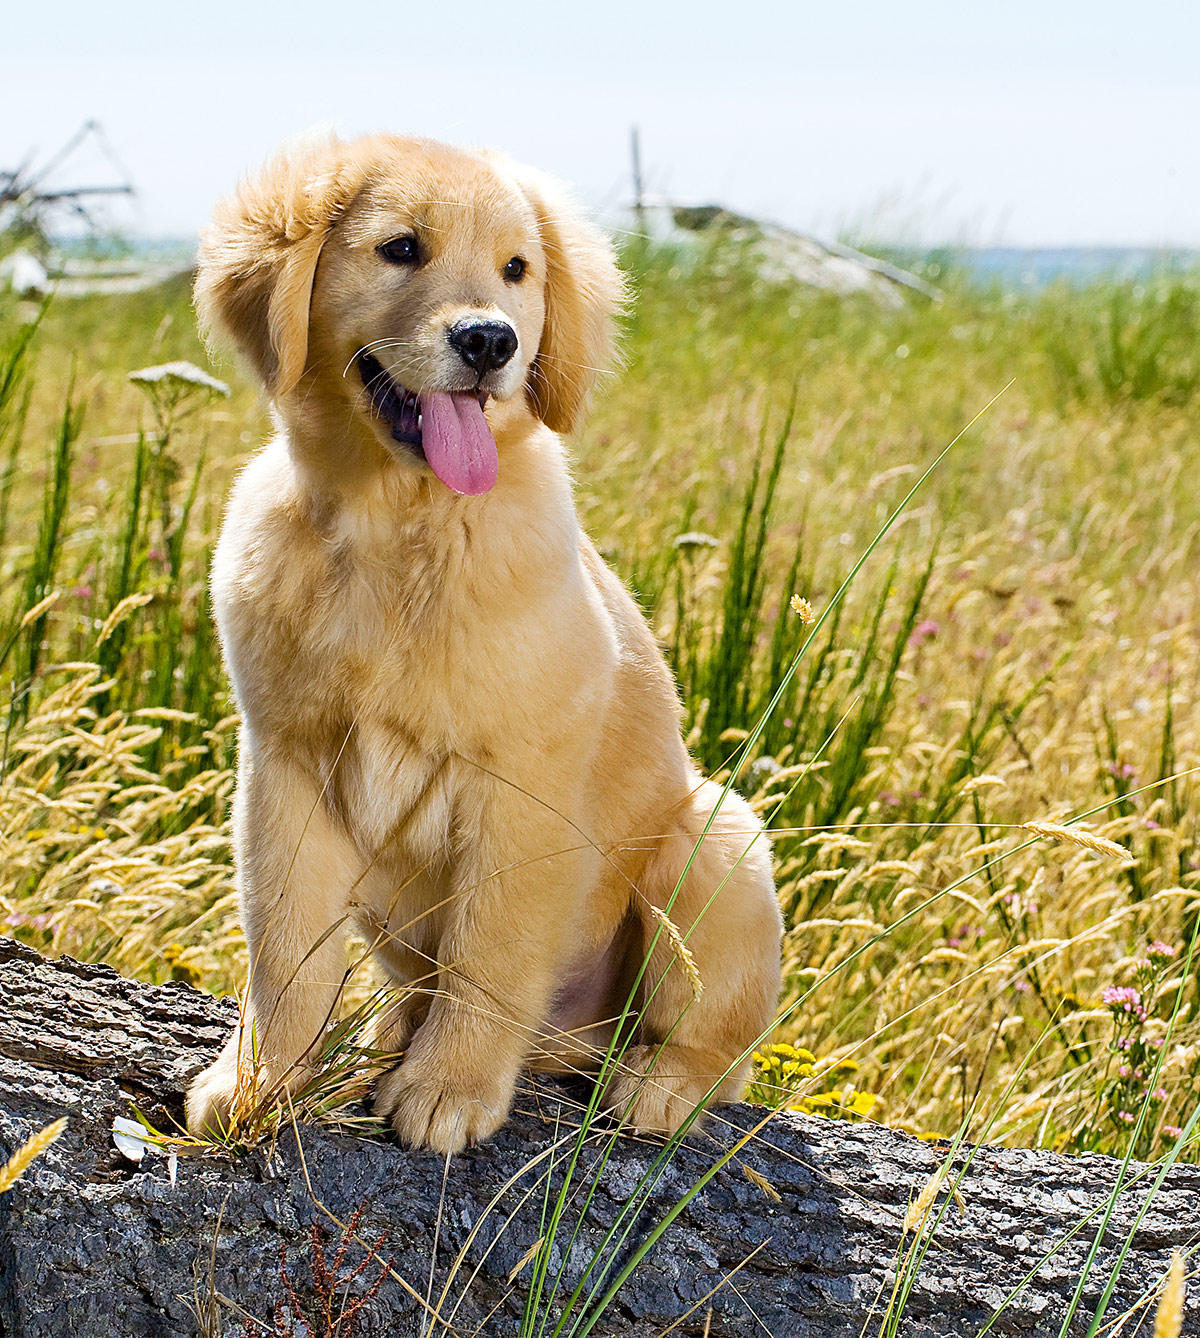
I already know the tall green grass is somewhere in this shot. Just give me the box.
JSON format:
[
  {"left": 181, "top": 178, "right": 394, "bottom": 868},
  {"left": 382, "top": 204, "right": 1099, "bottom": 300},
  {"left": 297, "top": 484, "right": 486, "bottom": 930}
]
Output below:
[{"left": 0, "top": 323, "right": 230, "bottom": 785}]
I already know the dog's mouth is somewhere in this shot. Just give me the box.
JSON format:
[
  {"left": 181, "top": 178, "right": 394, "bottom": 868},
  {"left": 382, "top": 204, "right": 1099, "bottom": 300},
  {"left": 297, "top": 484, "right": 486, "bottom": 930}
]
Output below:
[{"left": 357, "top": 351, "right": 498, "bottom": 496}]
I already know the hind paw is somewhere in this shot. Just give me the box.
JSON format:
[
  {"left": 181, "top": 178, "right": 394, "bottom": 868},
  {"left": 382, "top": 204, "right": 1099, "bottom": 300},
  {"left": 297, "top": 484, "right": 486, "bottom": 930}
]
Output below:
[{"left": 602, "top": 1044, "right": 732, "bottom": 1136}]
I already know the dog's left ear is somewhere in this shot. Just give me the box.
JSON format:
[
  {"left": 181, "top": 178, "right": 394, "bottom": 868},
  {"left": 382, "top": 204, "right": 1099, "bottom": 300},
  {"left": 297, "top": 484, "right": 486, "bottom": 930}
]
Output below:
[
  {"left": 195, "top": 132, "right": 363, "bottom": 399},
  {"left": 511, "top": 168, "right": 625, "bottom": 436}
]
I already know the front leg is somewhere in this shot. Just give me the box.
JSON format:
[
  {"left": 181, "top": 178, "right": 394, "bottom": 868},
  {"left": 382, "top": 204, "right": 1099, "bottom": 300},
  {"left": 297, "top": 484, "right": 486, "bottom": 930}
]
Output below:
[
  {"left": 375, "top": 779, "right": 593, "bottom": 1154},
  {"left": 187, "top": 749, "right": 361, "bottom": 1137}
]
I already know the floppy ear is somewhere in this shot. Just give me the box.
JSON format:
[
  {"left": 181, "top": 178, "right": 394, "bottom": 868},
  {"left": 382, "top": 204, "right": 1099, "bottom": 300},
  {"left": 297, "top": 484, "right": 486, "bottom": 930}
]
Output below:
[
  {"left": 194, "top": 133, "right": 362, "bottom": 398},
  {"left": 514, "top": 168, "right": 625, "bottom": 435}
]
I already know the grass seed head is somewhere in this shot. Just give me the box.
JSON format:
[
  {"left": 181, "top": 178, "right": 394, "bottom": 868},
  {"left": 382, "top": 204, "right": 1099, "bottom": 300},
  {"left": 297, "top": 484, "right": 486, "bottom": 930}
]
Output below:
[
  {"left": 1021, "top": 821, "right": 1131, "bottom": 861},
  {"left": 743, "top": 1164, "right": 782, "bottom": 1201},
  {"left": 1153, "top": 1249, "right": 1187, "bottom": 1338},
  {"left": 646, "top": 903, "right": 705, "bottom": 1001},
  {"left": 0, "top": 1117, "right": 67, "bottom": 1193},
  {"left": 903, "top": 1164, "right": 948, "bottom": 1234}
]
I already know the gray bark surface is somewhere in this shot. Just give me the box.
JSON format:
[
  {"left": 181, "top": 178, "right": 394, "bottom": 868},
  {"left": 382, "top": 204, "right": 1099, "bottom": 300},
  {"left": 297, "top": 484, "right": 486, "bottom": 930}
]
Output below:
[{"left": 0, "top": 938, "right": 1193, "bottom": 1337}]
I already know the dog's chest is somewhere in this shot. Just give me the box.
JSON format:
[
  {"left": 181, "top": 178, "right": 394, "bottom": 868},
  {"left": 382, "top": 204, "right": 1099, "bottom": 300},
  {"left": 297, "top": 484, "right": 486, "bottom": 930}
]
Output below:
[
  {"left": 311, "top": 572, "right": 496, "bottom": 864},
  {"left": 327, "top": 717, "right": 457, "bottom": 862},
  {"left": 220, "top": 472, "right": 608, "bottom": 864}
]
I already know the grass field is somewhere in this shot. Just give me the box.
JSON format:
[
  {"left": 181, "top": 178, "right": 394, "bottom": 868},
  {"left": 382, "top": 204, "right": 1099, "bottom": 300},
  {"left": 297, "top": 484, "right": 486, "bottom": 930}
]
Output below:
[{"left": 2, "top": 238, "right": 1199, "bottom": 1183}]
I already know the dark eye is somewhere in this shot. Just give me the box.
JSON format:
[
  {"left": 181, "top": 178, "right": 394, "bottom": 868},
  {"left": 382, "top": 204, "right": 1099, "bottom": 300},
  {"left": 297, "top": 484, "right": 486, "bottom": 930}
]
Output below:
[
  {"left": 503, "top": 256, "right": 526, "bottom": 282},
  {"left": 378, "top": 235, "right": 420, "bottom": 265}
]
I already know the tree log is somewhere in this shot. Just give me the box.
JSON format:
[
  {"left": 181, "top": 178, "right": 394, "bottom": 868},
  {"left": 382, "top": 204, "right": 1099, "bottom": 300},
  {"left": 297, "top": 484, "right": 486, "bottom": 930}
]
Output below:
[{"left": 0, "top": 938, "right": 1193, "bottom": 1337}]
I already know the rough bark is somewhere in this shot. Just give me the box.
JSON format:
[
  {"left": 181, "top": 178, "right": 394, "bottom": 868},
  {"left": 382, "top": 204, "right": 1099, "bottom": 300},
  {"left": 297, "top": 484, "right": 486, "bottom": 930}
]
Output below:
[{"left": 0, "top": 938, "right": 1193, "bottom": 1337}]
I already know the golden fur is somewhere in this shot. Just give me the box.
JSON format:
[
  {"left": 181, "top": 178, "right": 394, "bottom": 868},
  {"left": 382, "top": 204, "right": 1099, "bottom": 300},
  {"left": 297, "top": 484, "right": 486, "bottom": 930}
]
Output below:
[{"left": 185, "top": 132, "right": 782, "bottom": 1154}]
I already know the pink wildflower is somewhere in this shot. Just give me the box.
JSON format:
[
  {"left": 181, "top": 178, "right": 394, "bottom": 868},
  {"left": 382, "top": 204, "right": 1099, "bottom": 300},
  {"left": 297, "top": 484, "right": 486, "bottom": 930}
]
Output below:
[
  {"left": 6, "top": 911, "right": 52, "bottom": 931},
  {"left": 1101, "top": 986, "right": 1146, "bottom": 1021},
  {"left": 947, "top": 924, "right": 984, "bottom": 950}
]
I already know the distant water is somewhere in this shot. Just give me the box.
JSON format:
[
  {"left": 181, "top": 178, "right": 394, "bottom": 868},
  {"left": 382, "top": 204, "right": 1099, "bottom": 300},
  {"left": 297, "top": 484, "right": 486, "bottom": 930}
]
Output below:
[
  {"left": 49, "top": 235, "right": 1198, "bottom": 292},
  {"left": 923, "top": 246, "right": 1199, "bottom": 289},
  {"left": 50, "top": 235, "right": 197, "bottom": 265}
]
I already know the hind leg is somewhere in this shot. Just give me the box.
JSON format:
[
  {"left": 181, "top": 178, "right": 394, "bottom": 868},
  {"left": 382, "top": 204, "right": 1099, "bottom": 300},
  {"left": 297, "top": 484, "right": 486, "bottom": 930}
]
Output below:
[
  {"left": 357, "top": 874, "right": 445, "bottom": 1057},
  {"left": 361, "top": 939, "right": 433, "bottom": 1057},
  {"left": 603, "top": 778, "right": 782, "bottom": 1134}
]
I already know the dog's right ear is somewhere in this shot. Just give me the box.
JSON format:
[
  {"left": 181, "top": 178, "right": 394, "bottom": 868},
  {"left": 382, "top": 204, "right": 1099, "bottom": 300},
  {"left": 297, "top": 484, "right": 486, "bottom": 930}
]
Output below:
[{"left": 195, "top": 133, "right": 362, "bottom": 399}]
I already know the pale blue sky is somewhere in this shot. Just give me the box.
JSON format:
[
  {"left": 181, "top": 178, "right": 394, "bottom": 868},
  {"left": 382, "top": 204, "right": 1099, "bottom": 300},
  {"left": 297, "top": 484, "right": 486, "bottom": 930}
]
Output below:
[{"left": 5, "top": 0, "right": 1197, "bottom": 246}]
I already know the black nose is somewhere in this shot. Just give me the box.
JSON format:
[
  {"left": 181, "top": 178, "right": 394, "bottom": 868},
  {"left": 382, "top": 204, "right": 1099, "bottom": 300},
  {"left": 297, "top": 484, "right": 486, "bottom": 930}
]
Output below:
[{"left": 447, "top": 319, "right": 518, "bottom": 374}]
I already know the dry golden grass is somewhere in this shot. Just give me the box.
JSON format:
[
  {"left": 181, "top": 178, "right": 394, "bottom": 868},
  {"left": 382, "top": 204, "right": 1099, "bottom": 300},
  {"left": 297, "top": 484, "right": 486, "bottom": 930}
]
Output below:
[{"left": 0, "top": 666, "right": 240, "bottom": 988}]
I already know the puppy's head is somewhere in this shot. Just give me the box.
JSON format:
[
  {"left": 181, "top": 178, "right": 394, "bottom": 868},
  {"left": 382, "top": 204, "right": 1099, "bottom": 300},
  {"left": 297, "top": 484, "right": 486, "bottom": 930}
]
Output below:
[{"left": 196, "top": 132, "right": 623, "bottom": 495}]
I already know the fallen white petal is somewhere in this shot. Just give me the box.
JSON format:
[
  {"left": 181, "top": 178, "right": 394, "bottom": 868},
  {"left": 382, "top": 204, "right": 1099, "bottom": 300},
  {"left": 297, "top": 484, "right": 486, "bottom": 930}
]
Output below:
[{"left": 111, "top": 1116, "right": 150, "bottom": 1163}]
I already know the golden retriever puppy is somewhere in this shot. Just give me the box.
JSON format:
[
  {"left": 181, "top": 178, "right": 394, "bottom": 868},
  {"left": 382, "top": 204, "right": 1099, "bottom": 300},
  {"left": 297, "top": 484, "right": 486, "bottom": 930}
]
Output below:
[{"left": 185, "top": 132, "right": 782, "bottom": 1154}]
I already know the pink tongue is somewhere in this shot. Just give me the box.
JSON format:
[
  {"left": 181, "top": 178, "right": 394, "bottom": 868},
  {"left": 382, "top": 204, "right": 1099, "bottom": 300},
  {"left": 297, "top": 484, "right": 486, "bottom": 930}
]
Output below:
[{"left": 419, "top": 391, "right": 498, "bottom": 495}]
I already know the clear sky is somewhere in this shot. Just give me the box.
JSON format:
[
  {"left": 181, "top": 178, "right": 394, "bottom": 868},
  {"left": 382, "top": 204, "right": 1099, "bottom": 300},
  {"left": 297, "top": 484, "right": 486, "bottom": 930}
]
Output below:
[{"left": 4, "top": 0, "right": 1198, "bottom": 247}]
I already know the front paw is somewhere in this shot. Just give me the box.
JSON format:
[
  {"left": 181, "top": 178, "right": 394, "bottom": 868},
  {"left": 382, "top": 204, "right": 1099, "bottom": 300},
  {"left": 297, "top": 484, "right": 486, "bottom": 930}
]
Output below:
[
  {"left": 185, "top": 1035, "right": 310, "bottom": 1140},
  {"left": 186, "top": 1048, "right": 244, "bottom": 1139},
  {"left": 374, "top": 1053, "right": 515, "bottom": 1155}
]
